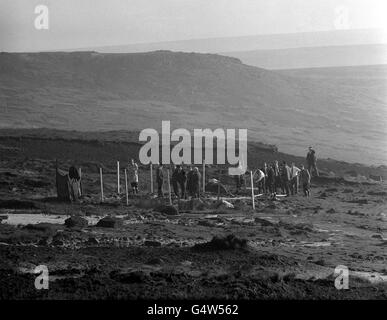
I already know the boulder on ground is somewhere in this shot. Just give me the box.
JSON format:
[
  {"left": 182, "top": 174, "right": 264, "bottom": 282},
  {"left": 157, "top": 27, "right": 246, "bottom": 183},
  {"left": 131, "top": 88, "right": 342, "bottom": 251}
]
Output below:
[
  {"left": 96, "top": 216, "right": 123, "bottom": 228},
  {"left": 87, "top": 237, "right": 99, "bottom": 245},
  {"left": 193, "top": 234, "right": 248, "bottom": 251},
  {"left": 154, "top": 205, "right": 179, "bottom": 216},
  {"left": 64, "top": 216, "right": 88, "bottom": 228}
]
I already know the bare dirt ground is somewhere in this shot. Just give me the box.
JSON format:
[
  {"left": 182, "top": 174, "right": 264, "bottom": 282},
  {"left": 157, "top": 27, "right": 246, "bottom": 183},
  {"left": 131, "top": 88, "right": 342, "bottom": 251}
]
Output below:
[{"left": 0, "top": 132, "right": 386, "bottom": 300}]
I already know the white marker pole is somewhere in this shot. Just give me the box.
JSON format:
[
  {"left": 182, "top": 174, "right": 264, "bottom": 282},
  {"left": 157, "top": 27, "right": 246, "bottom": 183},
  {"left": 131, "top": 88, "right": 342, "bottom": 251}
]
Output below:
[
  {"left": 150, "top": 162, "right": 153, "bottom": 194},
  {"left": 100, "top": 168, "right": 104, "bottom": 203},
  {"left": 124, "top": 169, "right": 129, "bottom": 206},
  {"left": 202, "top": 161, "right": 205, "bottom": 194},
  {"left": 79, "top": 167, "right": 83, "bottom": 196},
  {"left": 167, "top": 169, "right": 172, "bottom": 205},
  {"left": 117, "top": 161, "right": 120, "bottom": 194},
  {"left": 250, "top": 170, "right": 255, "bottom": 210}
]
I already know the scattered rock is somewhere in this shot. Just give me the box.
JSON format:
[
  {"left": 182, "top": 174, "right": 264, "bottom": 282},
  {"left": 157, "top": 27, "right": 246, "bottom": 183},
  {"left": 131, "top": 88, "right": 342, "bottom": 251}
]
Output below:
[
  {"left": 38, "top": 236, "right": 53, "bottom": 246},
  {"left": 193, "top": 234, "right": 248, "bottom": 251},
  {"left": 87, "top": 237, "right": 99, "bottom": 245},
  {"left": 319, "top": 192, "right": 327, "bottom": 198},
  {"left": 326, "top": 208, "right": 336, "bottom": 214},
  {"left": 315, "top": 259, "right": 326, "bottom": 266},
  {"left": 254, "top": 218, "right": 276, "bottom": 227},
  {"left": 371, "top": 234, "right": 384, "bottom": 240},
  {"left": 96, "top": 216, "right": 123, "bottom": 228},
  {"left": 65, "top": 216, "right": 88, "bottom": 228},
  {"left": 347, "top": 210, "right": 366, "bottom": 216}
]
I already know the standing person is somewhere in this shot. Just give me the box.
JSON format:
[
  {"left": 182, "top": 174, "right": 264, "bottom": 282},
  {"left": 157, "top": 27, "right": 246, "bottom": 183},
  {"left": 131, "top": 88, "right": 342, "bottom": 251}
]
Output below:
[
  {"left": 191, "top": 167, "right": 201, "bottom": 198},
  {"left": 306, "top": 147, "right": 319, "bottom": 177},
  {"left": 186, "top": 166, "right": 194, "bottom": 198},
  {"left": 129, "top": 159, "right": 139, "bottom": 194},
  {"left": 290, "top": 162, "right": 300, "bottom": 195},
  {"left": 266, "top": 164, "right": 275, "bottom": 194},
  {"left": 254, "top": 168, "right": 265, "bottom": 194},
  {"left": 156, "top": 164, "right": 164, "bottom": 198},
  {"left": 273, "top": 161, "right": 281, "bottom": 193},
  {"left": 171, "top": 165, "right": 180, "bottom": 197},
  {"left": 68, "top": 164, "right": 81, "bottom": 201},
  {"left": 178, "top": 165, "right": 187, "bottom": 199},
  {"left": 262, "top": 163, "right": 268, "bottom": 194},
  {"left": 299, "top": 165, "right": 311, "bottom": 197},
  {"left": 280, "top": 161, "right": 291, "bottom": 196},
  {"left": 234, "top": 174, "right": 242, "bottom": 194}
]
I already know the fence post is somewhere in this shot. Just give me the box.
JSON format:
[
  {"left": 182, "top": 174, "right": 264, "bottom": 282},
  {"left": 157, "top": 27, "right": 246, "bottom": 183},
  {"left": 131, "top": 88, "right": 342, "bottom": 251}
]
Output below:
[
  {"left": 203, "top": 161, "right": 205, "bottom": 194},
  {"left": 250, "top": 170, "right": 255, "bottom": 210},
  {"left": 150, "top": 162, "right": 153, "bottom": 194},
  {"left": 100, "top": 168, "right": 104, "bottom": 203},
  {"left": 167, "top": 169, "right": 172, "bottom": 205},
  {"left": 117, "top": 161, "right": 120, "bottom": 194},
  {"left": 124, "top": 169, "right": 129, "bottom": 205}
]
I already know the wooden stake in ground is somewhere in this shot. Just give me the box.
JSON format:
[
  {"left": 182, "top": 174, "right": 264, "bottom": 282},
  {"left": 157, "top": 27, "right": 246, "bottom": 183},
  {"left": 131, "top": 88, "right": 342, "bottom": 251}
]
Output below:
[
  {"left": 250, "top": 170, "right": 255, "bottom": 210},
  {"left": 99, "top": 167, "right": 104, "bottom": 203},
  {"left": 167, "top": 169, "right": 172, "bottom": 205},
  {"left": 150, "top": 162, "right": 153, "bottom": 194},
  {"left": 79, "top": 167, "right": 83, "bottom": 196},
  {"left": 124, "top": 169, "right": 129, "bottom": 206},
  {"left": 117, "top": 161, "right": 120, "bottom": 194},
  {"left": 217, "top": 170, "right": 221, "bottom": 201},
  {"left": 202, "top": 161, "right": 206, "bottom": 194}
]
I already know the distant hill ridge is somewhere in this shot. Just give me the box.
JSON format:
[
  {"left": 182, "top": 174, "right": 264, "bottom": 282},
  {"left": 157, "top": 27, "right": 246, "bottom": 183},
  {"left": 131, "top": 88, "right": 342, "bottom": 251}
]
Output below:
[{"left": 0, "top": 50, "right": 386, "bottom": 165}]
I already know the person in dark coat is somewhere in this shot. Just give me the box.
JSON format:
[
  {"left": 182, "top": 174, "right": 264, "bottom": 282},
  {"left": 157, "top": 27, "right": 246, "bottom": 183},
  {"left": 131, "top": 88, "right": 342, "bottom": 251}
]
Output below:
[
  {"left": 68, "top": 165, "right": 81, "bottom": 201},
  {"left": 69, "top": 166, "right": 80, "bottom": 181},
  {"left": 156, "top": 164, "right": 164, "bottom": 197},
  {"left": 186, "top": 166, "right": 194, "bottom": 198},
  {"left": 171, "top": 165, "right": 180, "bottom": 197},
  {"left": 178, "top": 165, "right": 187, "bottom": 198},
  {"left": 266, "top": 164, "right": 275, "bottom": 194},
  {"left": 306, "top": 147, "right": 319, "bottom": 177},
  {"left": 273, "top": 161, "right": 281, "bottom": 193},
  {"left": 191, "top": 167, "right": 201, "bottom": 198},
  {"left": 234, "top": 174, "right": 243, "bottom": 193}
]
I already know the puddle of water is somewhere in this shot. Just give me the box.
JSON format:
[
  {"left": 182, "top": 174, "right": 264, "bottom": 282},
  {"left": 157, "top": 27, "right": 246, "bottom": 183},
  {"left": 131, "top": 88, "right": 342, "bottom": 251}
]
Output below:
[
  {"left": 299, "top": 241, "right": 331, "bottom": 247},
  {"left": 351, "top": 271, "right": 387, "bottom": 284}
]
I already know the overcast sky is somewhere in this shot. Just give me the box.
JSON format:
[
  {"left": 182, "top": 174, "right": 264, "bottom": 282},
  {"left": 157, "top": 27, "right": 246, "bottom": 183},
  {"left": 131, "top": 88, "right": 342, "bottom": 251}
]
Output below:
[{"left": 1, "top": 0, "right": 386, "bottom": 52}]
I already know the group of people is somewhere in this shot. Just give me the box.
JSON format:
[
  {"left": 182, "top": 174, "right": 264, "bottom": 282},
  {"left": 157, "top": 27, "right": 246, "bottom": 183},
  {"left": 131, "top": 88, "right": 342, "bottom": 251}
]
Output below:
[
  {"left": 254, "top": 161, "right": 311, "bottom": 197},
  {"left": 235, "top": 147, "right": 319, "bottom": 198},
  {"left": 156, "top": 164, "right": 202, "bottom": 199},
  {"left": 129, "top": 147, "right": 319, "bottom": 199}
]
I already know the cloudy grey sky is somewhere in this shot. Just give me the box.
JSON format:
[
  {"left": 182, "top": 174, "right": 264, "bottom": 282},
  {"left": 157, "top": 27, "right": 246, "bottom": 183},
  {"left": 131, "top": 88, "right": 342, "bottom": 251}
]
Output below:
[{"left": 1, "top": 0, "right": 386, "bottom": 52}]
